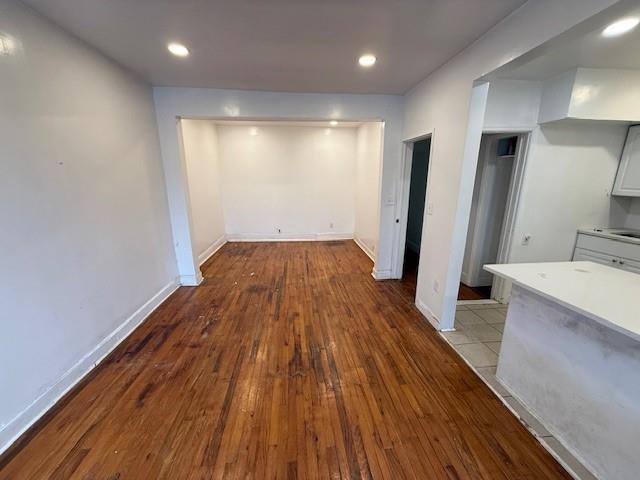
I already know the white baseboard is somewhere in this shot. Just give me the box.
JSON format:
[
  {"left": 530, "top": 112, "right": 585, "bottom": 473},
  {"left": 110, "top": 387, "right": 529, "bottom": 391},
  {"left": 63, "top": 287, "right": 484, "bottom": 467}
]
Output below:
[
  {"left": 226, "top": 232, "right": 353, "bottom": 242},
  {"left": 0, "top": 280, "right": 179, "bottom": 456},
  {"left": 198, "top": 235, "right": 227, "bottom": 266},
  {"left": 417, "top": 299, "right": 441, "bottom": 330},
  {"left": 353, "top": 236, "right": 375, "bottom": 261},
  {"left": 371, "top": 267, "right": 392, "bottom": 280},
  {"left": 315, "top": 232, "right": 353, "bottom": 241},
  {"left": 457, "top": 299, "right": 499, "bottom": 306},
  {"left": 179, "top": 272, "right": 203, "bottom": 286}
]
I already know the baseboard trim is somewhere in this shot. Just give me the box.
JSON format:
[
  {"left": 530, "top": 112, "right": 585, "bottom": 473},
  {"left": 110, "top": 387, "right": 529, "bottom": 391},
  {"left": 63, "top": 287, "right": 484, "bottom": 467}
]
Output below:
[
  {"left": 353, "top": 236, "right": 375, "bottom": 261},
  {"left": 226, "top": 233, "right": 353, "bottom": 242},
  {"left": 179, "top": 272, "right": 203, "bottom": 286},
  {"left": 0, "top": 280, "right": 179, "bottom": 456},
  {"left": 417, "top": 299, "right": 441, "bottom": 330},
  {"left": 457, "top": 299, "right": 499, "bottom": 306},
  {"left": 198, "top": 235, "right": 227, "bottom": 266},
  {"left": 315, "top": 233, "right": 353, "bottom": 241},
  {"left": 371, "top": 268, "right": 392, "bottom": 280}
]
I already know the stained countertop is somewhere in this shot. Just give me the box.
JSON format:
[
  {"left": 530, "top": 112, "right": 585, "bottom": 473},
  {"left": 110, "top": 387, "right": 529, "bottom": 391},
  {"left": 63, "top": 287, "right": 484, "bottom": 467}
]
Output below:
[{"left": 484, "top": 261, "right": 640, "bottom": 342}]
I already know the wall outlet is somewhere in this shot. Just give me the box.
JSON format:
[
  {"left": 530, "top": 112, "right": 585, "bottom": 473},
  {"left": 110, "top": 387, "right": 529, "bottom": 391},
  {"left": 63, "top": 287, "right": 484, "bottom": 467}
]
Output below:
[
  {"left": 521, "top": 234, "right": 531, "bottom": 246},
  {"left": 427, "top": 203, "right": 434, "bottom": 215},
  {"left": 277, "top": 228, "right": 281, "bottom": 234},
  {"left": 329, "top": 222, "right": 334, "bottom": 229},
  {"left": 433, "top": 280, "right": 439, "bottom": 293}
]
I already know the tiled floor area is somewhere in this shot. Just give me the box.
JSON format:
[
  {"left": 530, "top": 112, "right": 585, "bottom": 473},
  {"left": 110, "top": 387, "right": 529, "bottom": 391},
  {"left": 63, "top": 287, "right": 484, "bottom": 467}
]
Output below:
[{"left": 442, "top": 302, "right": 598, "bottom": 480}]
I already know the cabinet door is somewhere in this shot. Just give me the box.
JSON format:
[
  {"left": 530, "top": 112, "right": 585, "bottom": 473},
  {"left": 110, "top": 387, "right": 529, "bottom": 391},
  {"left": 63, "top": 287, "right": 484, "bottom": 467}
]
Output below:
[
  {"left": 612, "top": 125, "right": 640, "bottom": 197},
  {"left": 619, "top": 257, "right": 640, "bottom": 275},
  {"left": 573, "top": 248, "right": 620, "bottom": 268}
]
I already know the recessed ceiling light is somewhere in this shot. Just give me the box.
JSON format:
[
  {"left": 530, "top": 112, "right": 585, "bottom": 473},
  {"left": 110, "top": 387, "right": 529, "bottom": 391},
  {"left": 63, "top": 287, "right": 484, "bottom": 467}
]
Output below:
[
  {"left": 249, "top": 127, "right": 258, "bottom": 136},
  {"left": 602, "top": 17, "right": 639, "bottom": 37},
  {"left": 358, "top": 54, "right": 376, "bottom": 68},
  {"left": 330, "top": 120, "right": 338, "bottom": 126},
  {"left": 168, "top": 42, "right": 189, "bottom": 57}
]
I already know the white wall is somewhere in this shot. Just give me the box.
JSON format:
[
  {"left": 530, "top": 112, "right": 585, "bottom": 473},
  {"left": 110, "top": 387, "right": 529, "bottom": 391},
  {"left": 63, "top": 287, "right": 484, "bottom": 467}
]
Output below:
[
  {"left": 484, "top": 80, "right": 542, "bottom": 131},
  {"left": 217, "top": 124, "right": 357, "bottom": 240},
  {"left": 354, "top": 123, "right": 384, "bottom": 259},
  {"left": 461, "top": 136, "right": 489, "bottom": 285},
  {"left": 153, "top": 88, "right": 403, "bottom": 281},
  {"left": 612, "top": 197, "right": 640, "bottom": 229},
  {"left": 509, "top": 122, "right": 628, "bottom": 264},
  {"left": 0, "top": 0, "right": 175, "bottom": 453},
  {"left": 402, "top": 0, "right": 618, "bottom": 329},
  {"left": 181, "top": 120, "right": 226, "bottom": 263}
]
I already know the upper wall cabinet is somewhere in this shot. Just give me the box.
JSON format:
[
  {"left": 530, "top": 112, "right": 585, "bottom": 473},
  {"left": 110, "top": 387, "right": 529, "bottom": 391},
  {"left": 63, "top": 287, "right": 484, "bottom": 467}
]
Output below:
[
  {"left": 613, "top": 125, "right": 640, "bottom": 197},
  {"left": 538, "top": 68, "right": 640, "bottom": 124}
]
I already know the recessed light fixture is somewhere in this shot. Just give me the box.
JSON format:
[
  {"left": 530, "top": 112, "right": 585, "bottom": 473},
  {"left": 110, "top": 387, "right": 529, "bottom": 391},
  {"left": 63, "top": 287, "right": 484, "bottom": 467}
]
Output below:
[
  {"left": 358, "top": 54, "right": 376, "bottom": 68},
  {"left": 602, "top": 17, "right": 639, "bottom": 37},
  {"left": 330, "top": 120, "right": 338, "bottom": 126},
  {"left": 168, "top": 42, "right": 190, "bottom": 57},
  {"left": 249, "top": 127, "right": 258, "bottom": 136}
]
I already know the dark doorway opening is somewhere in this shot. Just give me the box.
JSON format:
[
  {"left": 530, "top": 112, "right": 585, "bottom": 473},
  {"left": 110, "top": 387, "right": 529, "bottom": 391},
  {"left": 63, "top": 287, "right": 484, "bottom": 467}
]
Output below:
[{"left": 401, "top": 138, "right": 430, "bottom": 298}]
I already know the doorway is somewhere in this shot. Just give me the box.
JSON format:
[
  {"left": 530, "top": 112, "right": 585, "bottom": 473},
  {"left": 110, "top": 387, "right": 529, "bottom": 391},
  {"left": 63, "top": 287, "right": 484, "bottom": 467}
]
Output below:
[
  {"left": 459, "top": 133, "right": 524, "bottom": 302},
  {"left": 400, "top": 138, "right": 431, "bottom": 297}
]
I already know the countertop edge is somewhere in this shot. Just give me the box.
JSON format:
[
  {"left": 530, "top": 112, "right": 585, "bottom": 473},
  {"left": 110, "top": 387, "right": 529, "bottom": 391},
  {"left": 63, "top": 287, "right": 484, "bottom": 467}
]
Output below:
[
  {"left": 577, "top": 229, "right": 640, "bottom": 246},
  {"left": 484, "top": 263, "right": 640, "bottom": 343}
]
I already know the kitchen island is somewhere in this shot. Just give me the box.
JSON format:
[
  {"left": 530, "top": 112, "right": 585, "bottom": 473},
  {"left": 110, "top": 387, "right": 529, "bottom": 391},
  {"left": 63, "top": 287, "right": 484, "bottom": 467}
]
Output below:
[{"left": 484, "top": 261, "right": 640, "bottom": 480}]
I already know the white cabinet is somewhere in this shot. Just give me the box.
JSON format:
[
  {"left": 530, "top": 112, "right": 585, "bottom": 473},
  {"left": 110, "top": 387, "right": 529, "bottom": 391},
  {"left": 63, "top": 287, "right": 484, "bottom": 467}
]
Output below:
[
  {"left": 612, "top": 125, "right": 640, "bottom": 197},
  {"left": 621, "top": 258, "right": 640, "bottom": 275},
  {"left": 573, "top": 247, "right": 619, "bottom": 266},
  {"left": 573, "top": 232, "right": 640, "bottom": 274}
]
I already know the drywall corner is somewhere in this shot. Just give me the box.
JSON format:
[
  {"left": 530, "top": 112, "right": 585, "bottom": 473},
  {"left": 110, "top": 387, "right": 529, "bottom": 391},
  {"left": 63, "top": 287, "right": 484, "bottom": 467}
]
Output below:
[{"left": 198, "top": 235, "right": 227, "bottom": 266}]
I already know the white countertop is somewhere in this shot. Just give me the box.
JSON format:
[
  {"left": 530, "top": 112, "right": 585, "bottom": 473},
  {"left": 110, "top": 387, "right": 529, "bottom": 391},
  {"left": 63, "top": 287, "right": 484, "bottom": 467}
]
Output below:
[
  {"left": 485, "top": 261, "right": 640, "bottom": 342},
  {"left": 578, "top": 228, "right": 640, "bottom": 245}
]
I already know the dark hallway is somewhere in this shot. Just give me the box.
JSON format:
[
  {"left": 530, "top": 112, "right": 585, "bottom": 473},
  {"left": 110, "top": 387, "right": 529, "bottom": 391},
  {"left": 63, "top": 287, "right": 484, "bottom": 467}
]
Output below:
[{"left": 401, "top": 138, "right": 430, "bottom": 297}]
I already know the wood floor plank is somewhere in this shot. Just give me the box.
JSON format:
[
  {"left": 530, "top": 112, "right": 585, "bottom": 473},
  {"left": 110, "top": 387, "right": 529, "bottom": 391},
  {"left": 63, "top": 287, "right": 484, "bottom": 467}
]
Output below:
[{"left": 0, "top": 241, "right": 571, "bottom": 479}]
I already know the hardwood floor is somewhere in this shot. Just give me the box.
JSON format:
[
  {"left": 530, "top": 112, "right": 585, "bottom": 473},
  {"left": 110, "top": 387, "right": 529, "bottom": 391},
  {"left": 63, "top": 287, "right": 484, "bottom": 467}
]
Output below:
[
  {"left": 0, "top": 241, "right": 570, "bottom": 479},
  {"left": 458, "top": 283, "right": 492, "bottom": 301}
]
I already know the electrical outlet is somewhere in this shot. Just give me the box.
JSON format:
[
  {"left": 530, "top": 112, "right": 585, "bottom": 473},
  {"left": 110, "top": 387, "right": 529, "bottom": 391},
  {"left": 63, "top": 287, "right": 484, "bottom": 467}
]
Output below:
[
  {"left": 427, "top": 203, "right": 434, "bottom": 215},
  {"left": 522, "top": 234, "right": 531, "bottom": 246},
  {"left": 277, "top": 228, "right": 281, "bottom": 234},
  {"left": 329, "top": 222, "right": 334, "bottom": 229}
]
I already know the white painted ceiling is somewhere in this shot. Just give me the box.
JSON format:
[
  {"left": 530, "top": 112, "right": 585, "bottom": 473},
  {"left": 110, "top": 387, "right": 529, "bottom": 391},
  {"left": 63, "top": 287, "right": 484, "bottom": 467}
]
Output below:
[
  {"left": 496, "top": 5, "right": 640, "bottom": 81},
  {"left": 23, "top": 0, "right": 527, "bottom": 94}
]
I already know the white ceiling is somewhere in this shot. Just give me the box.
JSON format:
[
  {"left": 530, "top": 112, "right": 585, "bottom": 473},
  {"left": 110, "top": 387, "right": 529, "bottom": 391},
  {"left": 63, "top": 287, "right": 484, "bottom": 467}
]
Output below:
[
  {"left": 23, "top": 0, "right": 527, "bottom": 94},
  {"left": 496, "top": 5, "right": 640, "bottom": 81}
]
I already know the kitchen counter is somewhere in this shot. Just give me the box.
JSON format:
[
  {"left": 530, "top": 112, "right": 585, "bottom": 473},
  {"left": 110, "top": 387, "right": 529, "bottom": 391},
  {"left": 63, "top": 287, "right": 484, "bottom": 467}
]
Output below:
[
  {"left": 484, "top": 261, "right": 640, "bottom": 341},
  {"left": 484, "top": 260, "right": 640, "bottom": 480},
  {"left": 577, "top": 227, "right": 640, "bottom": 245}
]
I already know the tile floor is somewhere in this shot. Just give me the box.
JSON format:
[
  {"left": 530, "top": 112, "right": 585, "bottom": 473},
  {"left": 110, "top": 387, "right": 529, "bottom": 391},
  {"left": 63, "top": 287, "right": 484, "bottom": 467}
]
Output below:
[{"left": 441, "top": 302, "right": 598, "bottom": 480}]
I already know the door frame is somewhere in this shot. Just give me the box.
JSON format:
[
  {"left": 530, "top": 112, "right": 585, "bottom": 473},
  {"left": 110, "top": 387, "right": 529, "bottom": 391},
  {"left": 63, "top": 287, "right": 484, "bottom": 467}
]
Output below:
[
  {"left": 391, "top": 131, "right": 435, "bottom": 283},
  {"left": 490, "top": 130, "right": 532, "bottom": 302}
]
